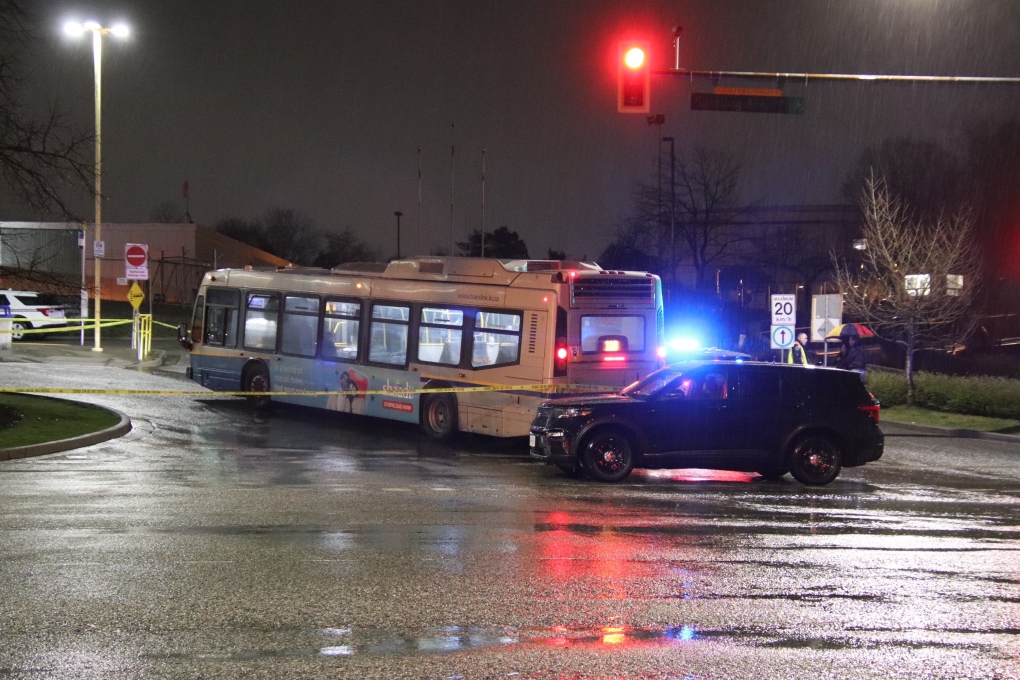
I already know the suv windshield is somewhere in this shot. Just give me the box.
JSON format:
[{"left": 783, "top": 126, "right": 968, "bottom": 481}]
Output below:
[{"left": 621, "top": 367, "right": 683, "bottom": 398}]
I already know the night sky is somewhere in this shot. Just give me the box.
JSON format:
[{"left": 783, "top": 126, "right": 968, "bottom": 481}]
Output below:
[{"left": 18, "top": 0, "right": 1020, "bottom": 260}]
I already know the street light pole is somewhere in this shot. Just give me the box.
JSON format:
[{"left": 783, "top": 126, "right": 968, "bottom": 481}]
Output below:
[
  {"left": 394, "top": 211, "right": 403, "bottom": 259},
  {"left": 91, "top": 26, "right": 103, "bottom": 351},
  {"left": 662, "top": 136, "right": 675, "bottom": 302},
  {"left": 65, "top": 20, "right": 129, "bottom": 352}
]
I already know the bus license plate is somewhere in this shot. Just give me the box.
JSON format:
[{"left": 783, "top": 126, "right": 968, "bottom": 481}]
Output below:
[{"left": 529, "top": 434, "right": 536, "bottom": 448}]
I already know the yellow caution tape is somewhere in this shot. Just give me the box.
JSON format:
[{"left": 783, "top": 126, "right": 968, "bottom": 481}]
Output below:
[
  {"left": 0, "top": 383, "right": 615, "bottom": 398},
  {"left": 0, "top": 319, "right": 134, "bottom": 335}
]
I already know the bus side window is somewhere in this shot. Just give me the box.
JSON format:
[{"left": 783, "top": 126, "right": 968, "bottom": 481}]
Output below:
[
  {"left": 203, "top": 288, "right": 240, "bottom": 348},
  {"left": 471, "top": 310, "right": 522, "bottom": 368},
  {"left": 281, "top": 295, "right": 319, "bottom": 357},
  {"left": 205, "top": 306, "right": 225, "bottom": 346},
  {"left": 418, "top": 306, "right": 463, "bottom": 366},
  {"left": 191, "top": 295, "right": 204, "bottom": 344},
  {"left": 369, "top": 303, "right": 410, "bottom": 366},
  {"left": 321, "top": 300, "right": 361, "bottom": 362},
  {"left": 244, "top": 293, "right": 280, "bottom": 352}
]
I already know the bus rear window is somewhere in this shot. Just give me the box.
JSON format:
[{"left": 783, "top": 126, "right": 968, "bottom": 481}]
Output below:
[{"left": 580, "top": 316, "right": 645, "bottom": 353}]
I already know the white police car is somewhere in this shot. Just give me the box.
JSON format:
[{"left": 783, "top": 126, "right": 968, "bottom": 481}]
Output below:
[{"left": 0, "top": 290, "right": 71, "bottom": 340}]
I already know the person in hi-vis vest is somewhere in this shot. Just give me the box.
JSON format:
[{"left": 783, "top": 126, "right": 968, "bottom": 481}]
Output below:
[{"left": 787, "top": 332, "right": 809, "bottom": 365}]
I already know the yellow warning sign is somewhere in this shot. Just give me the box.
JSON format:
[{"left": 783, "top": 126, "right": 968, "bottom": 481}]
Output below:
[{"left": 127, "top": 282, "right": 145, "bottom": 310}]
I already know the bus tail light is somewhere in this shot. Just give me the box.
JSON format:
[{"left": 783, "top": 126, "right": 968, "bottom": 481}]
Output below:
[
  {"left": 656, "top": 345, "right": 667, "bottom": 367},
  {"left": 554, "top": 337, "right": 569, "bottom": 376},
  {"left": 602, "top": 354, "right": 626, "bottom": 362}
]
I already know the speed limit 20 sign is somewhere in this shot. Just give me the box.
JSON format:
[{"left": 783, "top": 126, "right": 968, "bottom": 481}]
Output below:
[
  {"left": 124, "top": 243, "right": 149, "bottom": 281},
  {"left": 771, "top": 294, "right": 796, "bottom": 325}
]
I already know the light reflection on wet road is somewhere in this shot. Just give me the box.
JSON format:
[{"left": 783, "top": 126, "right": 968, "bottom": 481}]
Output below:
[{"left": 1, "top": 363, "right": 1018, "bottom": 679}]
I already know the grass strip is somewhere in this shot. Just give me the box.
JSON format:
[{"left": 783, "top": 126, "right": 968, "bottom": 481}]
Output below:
[
  {"left": 0, "top": 393, "right": 121, "bottom": 449},
  {"left": 881, "top": 405, "right": 1020, "bottom": 433}
]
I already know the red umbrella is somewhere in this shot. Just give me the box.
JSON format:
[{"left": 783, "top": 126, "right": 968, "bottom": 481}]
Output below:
[{"left": 826, "top": 323, "right": 875, "bottom": 339}]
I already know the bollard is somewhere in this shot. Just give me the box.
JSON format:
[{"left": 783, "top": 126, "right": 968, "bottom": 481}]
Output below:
[{"left": 0, "top": 305, "right": 11, "bottom": 351}]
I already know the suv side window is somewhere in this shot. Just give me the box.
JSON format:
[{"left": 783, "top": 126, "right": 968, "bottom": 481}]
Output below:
[
  {"left": 688, "top": 369, "right": 728, "bottom": 401},
  {"left": 732, "top": 368, "right": 779, "bottom": 401}
]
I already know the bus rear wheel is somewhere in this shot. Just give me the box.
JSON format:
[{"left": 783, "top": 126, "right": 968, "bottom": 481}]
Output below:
[
  {"left": 243, "top": 363, "right": 271, "bottom": 409},
  {"left": 422, "top": 393, "right": 457, "bottom": 441}
]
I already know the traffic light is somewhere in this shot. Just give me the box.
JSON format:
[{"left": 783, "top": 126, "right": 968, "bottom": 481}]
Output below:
[{"left": 618, "top": 42, "right": 650, "bottom": 113}]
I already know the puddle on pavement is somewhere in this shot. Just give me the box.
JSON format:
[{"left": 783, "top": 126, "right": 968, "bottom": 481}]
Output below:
[{"left": 150, "top": 623, "right": 703, "bottom": 662}]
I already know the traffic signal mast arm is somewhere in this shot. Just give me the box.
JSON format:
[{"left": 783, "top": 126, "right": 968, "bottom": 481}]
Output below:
[{"left": 654, "top": 67, "right": 1020, "bottom": 85}]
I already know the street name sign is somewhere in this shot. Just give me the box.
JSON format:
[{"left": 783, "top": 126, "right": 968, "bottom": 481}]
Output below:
[{"left": 691, "top": 92, "right": 804, "bottom": 114}]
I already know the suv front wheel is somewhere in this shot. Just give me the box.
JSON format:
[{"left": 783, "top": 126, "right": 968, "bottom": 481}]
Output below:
[
  {"left": 788, "top": 434, "right": 843, "bottom": 486},
  {"left": 584, "top": 429, "right": 635, "bottom": 483},
  {"left": 10, "top": 319, "right": 28, "bottom": 341}
]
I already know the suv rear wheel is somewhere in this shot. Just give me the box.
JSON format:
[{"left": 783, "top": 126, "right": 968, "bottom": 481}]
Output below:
[
  {"left": 789, "top": 434, "right": 843, "bottom": 486},
  {"left": 584, "top": 429, "right": 635, "bottom": 483}
]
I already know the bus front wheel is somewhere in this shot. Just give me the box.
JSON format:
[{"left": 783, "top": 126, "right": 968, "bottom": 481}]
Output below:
[
  {"left": 422, "top": 393, "right": 457, "bottom": 441},
  {"left": 243, "top": 363, "right": 271, "bottom": 409}
]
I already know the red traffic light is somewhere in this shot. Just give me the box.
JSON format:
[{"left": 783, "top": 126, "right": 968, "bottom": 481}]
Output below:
[{"left": 618, "top": 41, "right": 650, "bottom": 113}]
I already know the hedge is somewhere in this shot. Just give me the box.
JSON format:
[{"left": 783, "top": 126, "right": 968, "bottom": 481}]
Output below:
[{"left": 866, "top": 370, "right": 1020, "bottom": 420}]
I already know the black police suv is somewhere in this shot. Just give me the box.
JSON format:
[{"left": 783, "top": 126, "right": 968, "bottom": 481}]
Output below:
[{"left": 530, "top": 361, "right": 883, "bottom": 485}]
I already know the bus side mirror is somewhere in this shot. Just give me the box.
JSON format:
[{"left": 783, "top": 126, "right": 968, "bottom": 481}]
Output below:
[{"left": 177, "top": 323, "right": 193, "bottom": 350}]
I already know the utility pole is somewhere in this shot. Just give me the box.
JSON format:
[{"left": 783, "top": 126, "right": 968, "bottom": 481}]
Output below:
[
  {"left": 394, "top": 211, "right": 403, "bottom": 259},
  {"left": 662, "top": 136, "right": 675, "bottom": 303}
]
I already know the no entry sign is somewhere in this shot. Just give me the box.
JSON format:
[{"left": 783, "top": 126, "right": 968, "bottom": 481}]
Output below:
[{"left": 125, "top": 243, "right": 149, "bottom": 281}]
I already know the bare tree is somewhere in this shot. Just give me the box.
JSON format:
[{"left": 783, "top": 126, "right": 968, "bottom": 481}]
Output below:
[
  {"left": 262, "top": 208, "right": 322, "bottom": 265},
  {"left": 149, "top": 199, "right": 183, "bottom": 223},
  {"left": 611, "top": 146, "right": 745, "bottom": 291},
  {"left": 313, "top": 227, "right": 378, "bottom": 268},
  {"left": 0, "top": 1, "right": 94, "bottom": 220},
  {"left": 833, "top": 176, "right": 981, "bottom": 405}
]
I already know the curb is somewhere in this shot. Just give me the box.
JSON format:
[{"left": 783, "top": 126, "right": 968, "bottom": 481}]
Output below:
[
  {"left": 0, "top": 402, "right": 132, "bottom": 461},
  {"left": 135, "top": 349, "right": 167, "bottom": 369},
  {"left": 881, "top": 420, "right": 1020, "bottom": 444}
]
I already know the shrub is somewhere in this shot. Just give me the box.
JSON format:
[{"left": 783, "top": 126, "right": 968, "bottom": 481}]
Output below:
[
  {"left": 865, "top": 370, "right": 906, "bottom": 407},
  {"left": 914, "top": 373, "right": 1020, "bottom": 420},
  {"left": 865, "top": 370, "right": 1020, "bottom": 419}
]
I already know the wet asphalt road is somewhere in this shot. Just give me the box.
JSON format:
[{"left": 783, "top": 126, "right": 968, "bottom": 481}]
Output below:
[{"left": 0, "top": 362, "right": 1018, "bottom": 679}]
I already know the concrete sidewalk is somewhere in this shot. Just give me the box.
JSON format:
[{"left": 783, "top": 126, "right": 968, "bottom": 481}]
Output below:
[{"left": 0, "top": 338, "right": 182, "bottom": 369}]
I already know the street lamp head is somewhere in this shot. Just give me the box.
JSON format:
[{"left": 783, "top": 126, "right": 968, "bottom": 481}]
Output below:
[
  {"left": 63, "top": 21, "right": 85, "bottom": 37},
  {"left": 64, "top": 20, "right": 130, "bottom": 38}
]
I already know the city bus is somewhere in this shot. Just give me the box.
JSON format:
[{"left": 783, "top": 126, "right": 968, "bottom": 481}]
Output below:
[{"left": 179, "top": 257, "right": 664, "bottom": 439}]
